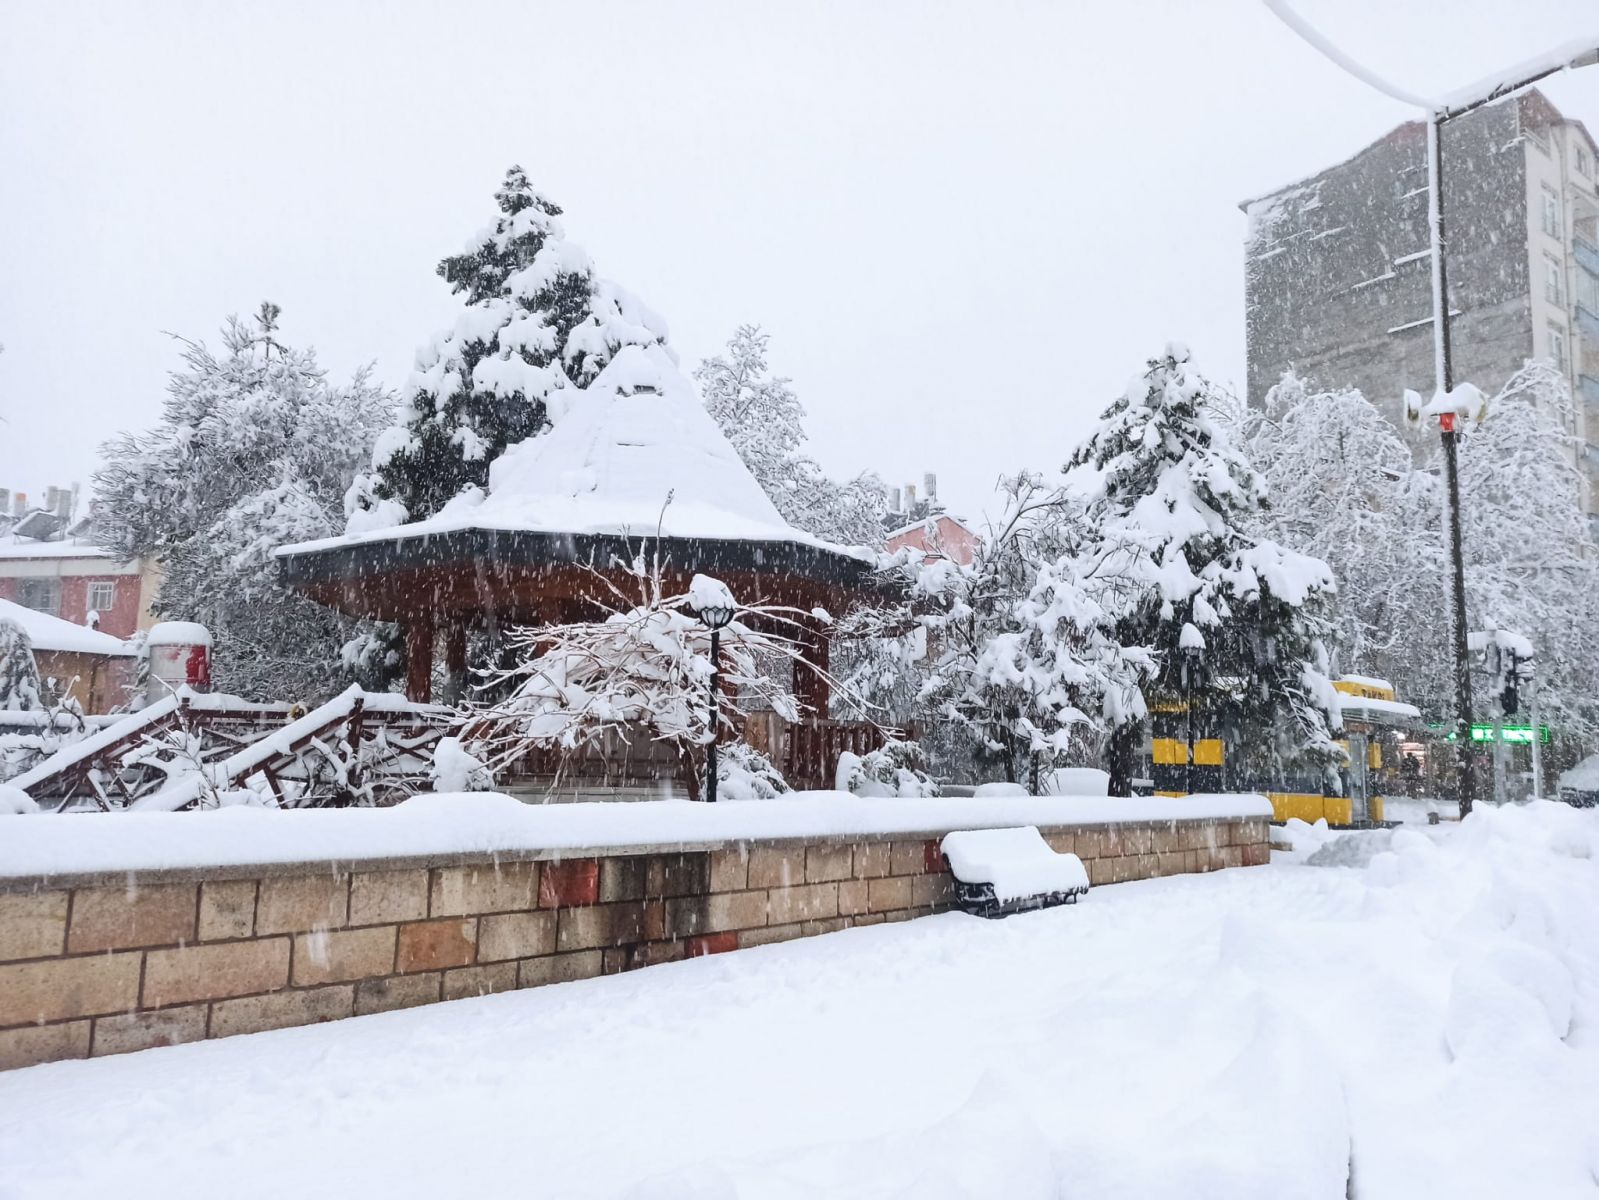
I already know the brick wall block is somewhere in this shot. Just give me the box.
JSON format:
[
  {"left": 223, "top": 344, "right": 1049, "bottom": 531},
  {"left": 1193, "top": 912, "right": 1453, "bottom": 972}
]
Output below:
[
  {"left": 350, "top": 869, "right": 429, "bottom": 925},
  {"left": 143, "top": 939, "right": 289, "bottom": 1008},
  {"left": 837, "top": 878, "right": 868, "bottom": 916},
  {"left": 888, "top": 843, "right": 927, "bottom": 876},
  {"left": 867, "top": 876, "right": 912, "bottom": 913},
  {"left": 683, "top": 890, "right": 768, "bottom": 935},
  {"left": 198, "top": 880, "right": 257, "bottom": 941},
  {"left": 478, "top": 911, "right": 557, "bottom": 962},
  {"left": 0, "top": 952, "right": 142, "bottom": 1025},
  {"left": 292, "top": 925, "right": 397, "bottom": 986},
  {"left": 92, "top": 1005, "right": 207, "bottom": 1057},
  {"left": 766, "top": 882, "right": 838, "bottom": 925},
  {"left": 804, "top": 845, "right": 853, "bottom": 883},
  {"left": 647, "top": 853, "right": 709, "bottom": 898},
  {"left": 431, "top": 862, "right": 537, "bottom": 916},
  {"left": 256, "top": 874, "right": 348, "bottom": 935},
  {"left": 519, "top": 950, "right": 603, "bottom": 988},
  {"left": 1074, "top": 830, "right": 1104, "bottom": 859},
  {"left": 852, "top": 842, "right": 893, "bottom": 879},
  {"left": 1155, "top": 851, "right": 1187, "bottom": 877},
  {"left": 556, "top": 902, "right": 647, "bottom": 952},
  {"left": 69, "top": 882, "right": 197, "bottom": 953},
  {"left": 1242, "top": 841, "right": 1271, "bottom": 867},
  {"left": 911, "top": 873, "right": 955, "bottom": 907},
  {"left": 708, "top": 847, "right": 749, "bottom": 892},
  {"left": 1123, "top": 828, "right": 1154, "bottom": 856},
  {"left": 0, "top": 1020, "right": 90, "bottom": 1071},
  {"left": 1151, "top": 825, "right": 1184, "bottom": 855},
  {"left": 1087, "top": 858, "right": 1115, "bottom": 887},
  {"left": 626, "top": 942, "right": 686, "bottom": 970},
  {"left": 0, "top": 890, "right": 68, "bottom": 962},
  {"left": 539, "top": 859, "right": 600, "bottom": 908},
  {"left": 1040, "top": 830, "right": 1075, "bottom": 855},
  {"left": 443, "top": 961, "right": 519, "bottom": 1000},
  {"left": 355, "top": 973, "right": 440, "bottom": 1016},
  {"left": 747, "top": 846, "right": 806, "bottom": 890},
  {"left": 1219, "top": 845, "right": 1246, "bottom": 869},
  {"left": 684, "top": 931, "right": 739, "bottom": 957},
  {"left": 739, "top": 921, "right": 807, "bottom": 948},
  {"left": 851, "top": 912, "right": 887, "bottom": 927},
  {"left": 1099, "top": 829, "right": 1127, "bottom": 859},
  {"left": 210, "top": 985, "right": 353, "bottom": 1038},
  {"left": 598, "top": 857, "right": 647, "bottom": 903},
  {"left": 397, "top": 919, "right": 477, "bottom": 973}
]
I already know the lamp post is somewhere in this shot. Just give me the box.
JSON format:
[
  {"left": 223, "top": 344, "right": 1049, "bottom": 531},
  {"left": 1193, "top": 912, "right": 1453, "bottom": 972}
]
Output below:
[
  {"left": 693, "top": 601, "right": 735, "bottom": 803},
  {"left": 1263, "top": 1, "right": 1599, "bottom": 817}
]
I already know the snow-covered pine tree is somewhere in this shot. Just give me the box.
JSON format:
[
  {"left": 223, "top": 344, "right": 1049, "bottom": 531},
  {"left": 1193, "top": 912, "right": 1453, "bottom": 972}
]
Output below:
[
  {"left": 1067, "top": 345, "right": 1344, "bottom": 795},
  {"left": 0, "top": 616, "right": 43, "bottom": 713},
  {"left": 696, "top": 325, "right": 885, "bottom": 546},
  {"left": 360, "top": 167, "right": 667, "bottom": 525},
  {"left": 95, "top": 306, "right": 393, "bottom": 701}
]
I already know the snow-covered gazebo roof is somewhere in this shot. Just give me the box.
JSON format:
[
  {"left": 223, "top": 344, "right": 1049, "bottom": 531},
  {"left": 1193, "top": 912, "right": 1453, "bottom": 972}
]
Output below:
[{"left": 276, "top": 345, "right": 877, "bottom": 699}]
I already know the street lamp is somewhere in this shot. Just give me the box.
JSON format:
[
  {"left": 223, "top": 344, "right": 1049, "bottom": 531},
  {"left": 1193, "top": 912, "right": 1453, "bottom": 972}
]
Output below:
[
  {"left": 1264, "top": 0, "right": 1599, "bottom": 817},
  {"left": 693, "top": 600, "right": 736, "bottom": 803}
]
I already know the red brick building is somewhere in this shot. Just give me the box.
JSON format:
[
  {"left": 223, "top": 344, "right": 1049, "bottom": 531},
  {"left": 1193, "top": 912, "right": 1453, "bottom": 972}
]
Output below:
[
  {"left": 0, "top": 539, "right": 157, "bottom": 640},
  {"left": 884, "top": 513, "right": 980, "bottom": 566}
]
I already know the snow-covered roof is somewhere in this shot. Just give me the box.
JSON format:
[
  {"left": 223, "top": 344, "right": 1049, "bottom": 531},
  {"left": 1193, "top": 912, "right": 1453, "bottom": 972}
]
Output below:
[
  {"left": 0, "top": 537, "right": 110, "bottom": 561},
  {"left": 0, "top": 598, "right": 133, "bottom": 656},
  {"left": 278, "top": 344, "right": 859, "bottom": 561},
  {"left": 883, "top": 512, "right": 977, "bottom": 542},
  {"left": 1337, "top": 694, "right": 1423, "bottom": 726}
]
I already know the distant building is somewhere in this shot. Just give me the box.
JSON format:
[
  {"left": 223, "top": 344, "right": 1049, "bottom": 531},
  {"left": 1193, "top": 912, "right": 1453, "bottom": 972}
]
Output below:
[
  {"left": 0, "top": 485, "right": 159, "bottom": 639},
  {"left": 1243, "top": 88, "right": 1599, "bottom": 517},
  {"left": 0, "top": 597, "right": 135, "bottom": 712},
  {"left": 879, "top": 472, "right": 979, "bottom": 565}
]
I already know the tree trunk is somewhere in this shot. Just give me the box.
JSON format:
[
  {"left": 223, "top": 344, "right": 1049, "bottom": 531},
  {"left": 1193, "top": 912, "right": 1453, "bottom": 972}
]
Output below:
[{"left": 1106, "top": 722, "right": 1140, "bottom": 797}]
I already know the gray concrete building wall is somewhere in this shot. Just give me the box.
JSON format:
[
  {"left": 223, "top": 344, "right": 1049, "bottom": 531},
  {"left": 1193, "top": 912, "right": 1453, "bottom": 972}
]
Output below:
[{"left": 1244, "top": 97, "right": 1532, "bottom": 448}]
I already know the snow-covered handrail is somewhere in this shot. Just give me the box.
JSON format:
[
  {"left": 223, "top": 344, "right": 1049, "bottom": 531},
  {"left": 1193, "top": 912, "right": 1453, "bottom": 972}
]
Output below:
[
  {"left": 7, "top": 695, "right": 183, "bottom": 794},
  {"left": 129, "top": 686, "right": 454, "bottom": 813}
]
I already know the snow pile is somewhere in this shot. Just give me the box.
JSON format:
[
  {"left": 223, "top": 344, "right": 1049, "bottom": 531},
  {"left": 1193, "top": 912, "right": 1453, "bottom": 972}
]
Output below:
[
  {"left": 429, "top": 737, "right": 492, "bottom": 793},
  {"left": 1042, "top": 767, "right": 1110, "bottom": 796},
  {"left": 0, "top": 783, "right": 39, "bottom": 815},
  {"left": 941, "top": 826, "right": 1089, "bottom": 902},
  {"left": 0, "top": 598, "right": 132, "bottom": 657}
]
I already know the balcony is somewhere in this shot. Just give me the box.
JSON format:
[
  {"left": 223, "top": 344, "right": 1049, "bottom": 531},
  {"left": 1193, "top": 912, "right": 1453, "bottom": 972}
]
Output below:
[
  {"left": 1582, "top": 374, "right": 1599, "bottom": 408},
  {"left": 1577, "top": 237, "right": 1599, "bottom": 278},
  {"left": 1577, "top": 306, "right": 1599, "bottom": 344}
]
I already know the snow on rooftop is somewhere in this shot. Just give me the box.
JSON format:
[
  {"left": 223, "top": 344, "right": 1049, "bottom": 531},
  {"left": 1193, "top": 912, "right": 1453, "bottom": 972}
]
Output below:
[
  {"left": 279, "top": 344, "right": 855, "bottom": 559},
  {"left": 0, "top": 537, "right": 110, "bottom": 560},
  {"left": 0, "top": 598, "right": 132, "bottom": 656}
]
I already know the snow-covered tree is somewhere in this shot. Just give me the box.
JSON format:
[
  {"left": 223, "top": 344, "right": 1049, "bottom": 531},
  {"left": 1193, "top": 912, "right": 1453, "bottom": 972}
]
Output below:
[
  {"left": 0, "top": 616, "right": 43, "bottom": 713},
  {"left": 95, "top": 305, "right": 393, "bottom": 700},
  {"left": 473, "top": 568, "right": 825, "bottom": 791},
  {"left": 1238, "top": 373, "right": 1447, "bottom": 697},
  {"left": 696, "top": 325, "right": 885, "bottom": 546},
  {"left": 358, "top": 167, "right": 667, "bottom": 526},
  {"left": 1457, "top": 364, "right": 1599, "bottom": 741},
  {"left": 1067, "top": 345, "right": 1344, "bottom": 795}
]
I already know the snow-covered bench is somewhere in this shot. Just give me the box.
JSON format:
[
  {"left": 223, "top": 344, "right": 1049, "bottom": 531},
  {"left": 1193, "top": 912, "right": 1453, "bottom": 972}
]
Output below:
[{"left": 940, "top": 826, "right": 1090, "bottom": 919}]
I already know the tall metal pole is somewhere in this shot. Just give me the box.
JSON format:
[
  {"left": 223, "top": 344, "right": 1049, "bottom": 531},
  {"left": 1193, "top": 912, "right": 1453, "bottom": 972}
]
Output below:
[
  {"left": 1530, "top": 665, "right": 1544, "bottom": 799},
  {"left": 1428, "top": 112, "right": 1477, "bottom": 817},
  {"left": 705, "top": 627, "right": 721, "bottom": 803}
]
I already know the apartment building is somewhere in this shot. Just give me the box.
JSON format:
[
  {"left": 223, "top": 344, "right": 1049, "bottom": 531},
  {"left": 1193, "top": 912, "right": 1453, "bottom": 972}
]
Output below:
[{"left": 1243, "top": 89, "right": 1599, "bottom": 518}]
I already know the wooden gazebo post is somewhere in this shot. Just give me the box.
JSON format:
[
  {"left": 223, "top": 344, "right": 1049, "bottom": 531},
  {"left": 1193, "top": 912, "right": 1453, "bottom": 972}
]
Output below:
[{"left": 405, "top": 615, "right": 435, "bottom": 703}]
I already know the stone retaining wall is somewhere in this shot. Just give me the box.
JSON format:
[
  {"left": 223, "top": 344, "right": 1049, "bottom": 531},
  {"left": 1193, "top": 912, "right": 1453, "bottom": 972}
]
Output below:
[{"left": 0, "top": 814, "right": 1270, "bottom": 1070}]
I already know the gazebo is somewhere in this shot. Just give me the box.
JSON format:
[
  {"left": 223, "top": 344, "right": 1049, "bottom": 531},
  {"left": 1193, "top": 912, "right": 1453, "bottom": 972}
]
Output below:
[{"left": 276, "top": 345, "right": 883, "bottom": 788}]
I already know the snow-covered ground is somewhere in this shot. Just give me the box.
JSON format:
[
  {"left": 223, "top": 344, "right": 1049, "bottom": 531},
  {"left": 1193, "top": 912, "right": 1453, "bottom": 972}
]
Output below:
[{"left": 3, "top": 802, "right": 1596, "bottom": 1199}]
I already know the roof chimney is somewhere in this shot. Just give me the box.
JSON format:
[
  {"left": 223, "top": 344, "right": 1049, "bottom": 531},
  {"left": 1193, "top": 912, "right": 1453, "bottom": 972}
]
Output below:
[
  {"left": 12, "top": 492, "right": 25, "bottom": 518},
  {"left": 44, "top": 487, "right": 58, "bottom": 515},
  {"left": 58, "top": 485, "right": 75, "bottom": 521},
  {"left": 905, "top": 483, "right": 917, "bottom": 508},
  {"left": 923, "top": 473, "right": 938, "bottom": 504},
  {"left": 887, "top": 485, "right": 902, "bottom": 514}
]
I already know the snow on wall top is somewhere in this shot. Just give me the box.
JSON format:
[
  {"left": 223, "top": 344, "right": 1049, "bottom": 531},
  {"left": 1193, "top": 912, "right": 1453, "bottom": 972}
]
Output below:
[
  {"left": 0, "top": 791, "right": 1273, "bottom": 882},
  {"left": 0, "top": 598, "right": 132, "bottom": 657},
  {"left": 0, "top": 538, "right": 111, "bottom": 561},
  {"left": 279, "top": 344, "right": 852, "bottom": 558}
]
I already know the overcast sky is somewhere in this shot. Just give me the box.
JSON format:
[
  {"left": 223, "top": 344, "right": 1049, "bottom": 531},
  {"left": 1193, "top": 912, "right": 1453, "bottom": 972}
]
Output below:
[{"left": 4, "top": 0, "right": 1598, "bottom": 523}]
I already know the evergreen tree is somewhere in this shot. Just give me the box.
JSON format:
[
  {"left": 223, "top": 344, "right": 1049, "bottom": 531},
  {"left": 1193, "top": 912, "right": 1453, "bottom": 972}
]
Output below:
[
  {"left": 1067, "top": 345, "right": 1343, "bottom": 795},
  {"left": 96, "top": 306, "right": 393, "bottom": 701},
  {"left": 0, "top": 616, "right": 43, "bottom": 713},
  {"left": 696, "top": 325, "right": 885, "bottom": 546},
  {"left": 360, "top": 167, "right": 667, "bottom": 525}
]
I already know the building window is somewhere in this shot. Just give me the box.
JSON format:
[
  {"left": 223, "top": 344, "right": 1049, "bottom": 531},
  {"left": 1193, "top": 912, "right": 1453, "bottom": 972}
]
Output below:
[
  {"left": 1578, "top": 146, "right": 1593, "bottom": 179},
  {"left": 1543, "top": 187, "right": 1563, "bottom": 239},
  {"left": 85, "top": 581, "right": 116, "bottom": 613},
  {"left": 1550, "top": 326, "right": 1568, "bottom": 372},
  {"left": 1547, "top": 256, "right": 1564, "bottom": 304},
  {"left": 17, "top": 579, "right": 61, "bottom": 616}
]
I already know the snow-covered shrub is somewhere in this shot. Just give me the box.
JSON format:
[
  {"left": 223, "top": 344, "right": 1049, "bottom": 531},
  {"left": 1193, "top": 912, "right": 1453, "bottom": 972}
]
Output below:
[
  {"left": 717, "top": 742, "right": 791, "bottom": 800},
  {"left": 430, "top": 736, "right": 495, "bottom": 793},
  {"left": 837, "top": 739, "right": 939, "bottom": 798}
]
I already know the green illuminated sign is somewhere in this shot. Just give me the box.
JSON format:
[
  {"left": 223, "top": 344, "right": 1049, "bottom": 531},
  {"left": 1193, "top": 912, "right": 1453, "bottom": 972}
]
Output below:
[{"left": 1430, "top": 723, "right": 1551, "bottom": 743}]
